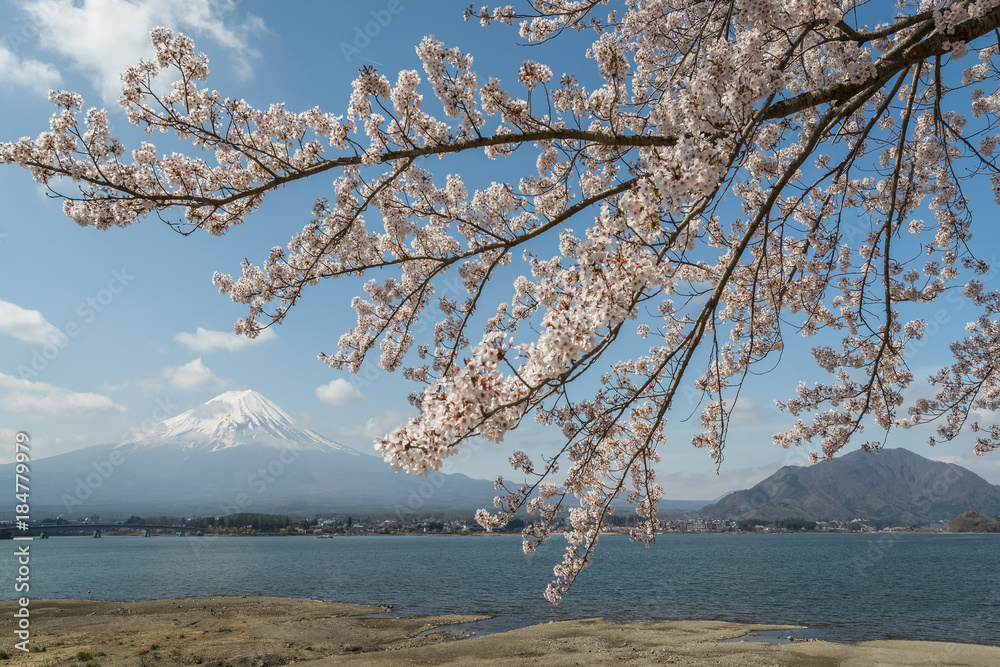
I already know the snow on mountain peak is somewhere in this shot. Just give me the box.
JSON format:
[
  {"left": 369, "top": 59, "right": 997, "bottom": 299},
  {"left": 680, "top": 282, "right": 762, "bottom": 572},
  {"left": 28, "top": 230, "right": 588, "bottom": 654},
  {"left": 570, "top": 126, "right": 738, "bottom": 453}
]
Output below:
[{"left": 120, "top": 389, "right": 359, "bottom": 454}]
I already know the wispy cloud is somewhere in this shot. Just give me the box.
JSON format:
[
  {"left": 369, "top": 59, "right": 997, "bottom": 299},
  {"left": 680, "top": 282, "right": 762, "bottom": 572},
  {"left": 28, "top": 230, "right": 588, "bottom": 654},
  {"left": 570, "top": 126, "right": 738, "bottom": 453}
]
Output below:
[
  {"left": 0, "top": 428, "right": 49, "bottom": 464},
  {"left": 0, "top": 372, "right": 125, "bottom": 416},
  {"left": 0, "top": 299, "right": 63, "bottom": 345},
  {"left": 315, "top": 379, "right": 366, "bottom": 406},
  {"left": 161, "top": 357, "right": 231, "bottom": 392},
  {"left": 660, "top": 466, "right": 779, "bottom": 502},
  {"left": 338, "top": 409, "right": 412, "bottom": 440},
  {"left": 0, "top": 42, "right": 61, "bottom": 93},
  {"left": 23, "top": 0, "right": 266, "bottom": 103},
  {"left": 175, "top": 326, "right": 276, "bottom": 353},
  {"left": 932, "top": 450, "right": 1000, "bottom": 484},
  {"left": 723, "top": 396, "right": 771, "bottom": 428},
  {"left": 105, "top": 357, "right": 232, "bottom": 395}
]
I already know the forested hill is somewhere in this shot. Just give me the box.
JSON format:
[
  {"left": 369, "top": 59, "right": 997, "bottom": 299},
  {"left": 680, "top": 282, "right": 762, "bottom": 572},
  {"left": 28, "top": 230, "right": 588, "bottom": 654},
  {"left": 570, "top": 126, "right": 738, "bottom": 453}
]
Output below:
[{"left": 948, "top": 511, "right": 1000, "bottom": 532}]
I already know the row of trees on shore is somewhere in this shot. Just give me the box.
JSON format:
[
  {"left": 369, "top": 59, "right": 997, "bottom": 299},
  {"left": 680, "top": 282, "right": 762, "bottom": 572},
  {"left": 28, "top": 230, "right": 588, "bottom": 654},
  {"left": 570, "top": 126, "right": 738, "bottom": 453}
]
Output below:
[{"left": 21, "top": 511, "right": 1000, "bottom": 536}]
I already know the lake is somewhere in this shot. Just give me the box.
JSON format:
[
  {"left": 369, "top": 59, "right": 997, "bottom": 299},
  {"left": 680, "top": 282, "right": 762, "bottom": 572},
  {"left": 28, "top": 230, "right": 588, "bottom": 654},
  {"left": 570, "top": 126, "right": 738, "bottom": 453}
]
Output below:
[{"left": 3, "top": 533, "right": 998, "bottom": 645}]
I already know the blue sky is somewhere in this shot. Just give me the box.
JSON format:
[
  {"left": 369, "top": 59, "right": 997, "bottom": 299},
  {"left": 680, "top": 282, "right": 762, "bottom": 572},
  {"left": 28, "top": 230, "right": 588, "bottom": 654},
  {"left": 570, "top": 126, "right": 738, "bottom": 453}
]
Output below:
[{"left": 1, "top": 0, "right": 999, "bottom": 500}]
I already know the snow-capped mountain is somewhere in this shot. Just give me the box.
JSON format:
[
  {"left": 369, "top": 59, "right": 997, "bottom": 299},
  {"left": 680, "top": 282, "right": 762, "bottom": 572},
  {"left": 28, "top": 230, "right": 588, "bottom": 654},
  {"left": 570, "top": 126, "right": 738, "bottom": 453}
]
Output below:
[
  {"left": 12, "top": 390, "right": 494, "bottom": 516},
  {"left": 120, "top": 389, "right": 358, "bottom": 454}
]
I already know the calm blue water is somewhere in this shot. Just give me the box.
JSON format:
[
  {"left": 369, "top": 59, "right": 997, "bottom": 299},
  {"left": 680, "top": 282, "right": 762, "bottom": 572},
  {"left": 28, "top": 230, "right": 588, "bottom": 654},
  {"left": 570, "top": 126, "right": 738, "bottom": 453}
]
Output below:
[{"left": 2, "top": 533, "right": 998, "bottom": 645}]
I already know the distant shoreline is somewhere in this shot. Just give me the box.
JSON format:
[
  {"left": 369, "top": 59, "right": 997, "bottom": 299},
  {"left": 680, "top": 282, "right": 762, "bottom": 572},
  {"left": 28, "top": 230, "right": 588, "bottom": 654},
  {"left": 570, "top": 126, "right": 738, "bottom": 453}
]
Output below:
[{"left": 12, "top": 527, "right": 992, "bottom": 538}]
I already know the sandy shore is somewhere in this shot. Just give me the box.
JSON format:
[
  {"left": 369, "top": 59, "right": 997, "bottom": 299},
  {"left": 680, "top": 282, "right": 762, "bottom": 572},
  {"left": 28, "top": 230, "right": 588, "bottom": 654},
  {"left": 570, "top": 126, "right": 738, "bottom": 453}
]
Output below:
[{"left": 2, "top": 596, "right": 999, "bottom": 666}]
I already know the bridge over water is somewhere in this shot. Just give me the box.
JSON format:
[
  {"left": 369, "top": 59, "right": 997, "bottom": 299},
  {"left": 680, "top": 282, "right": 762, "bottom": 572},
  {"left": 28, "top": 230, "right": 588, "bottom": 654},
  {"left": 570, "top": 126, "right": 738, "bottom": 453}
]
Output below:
[{"left": 12, "top": 524, "right": 200, "bottom": 537}]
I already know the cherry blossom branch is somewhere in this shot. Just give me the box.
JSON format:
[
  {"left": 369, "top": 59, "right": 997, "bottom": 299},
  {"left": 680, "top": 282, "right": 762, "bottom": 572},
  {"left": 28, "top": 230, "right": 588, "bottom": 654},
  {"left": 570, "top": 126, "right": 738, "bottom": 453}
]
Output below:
[{"left": 6, "top": 0, "right": 1000, "bottom": 604}]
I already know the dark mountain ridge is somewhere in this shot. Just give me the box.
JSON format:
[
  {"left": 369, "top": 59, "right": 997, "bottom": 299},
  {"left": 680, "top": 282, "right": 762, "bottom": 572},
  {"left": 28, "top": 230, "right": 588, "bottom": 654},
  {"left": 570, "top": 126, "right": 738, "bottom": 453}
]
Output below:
[{"left": 699, "top": 447, "right": 1000, "bottom": 523}]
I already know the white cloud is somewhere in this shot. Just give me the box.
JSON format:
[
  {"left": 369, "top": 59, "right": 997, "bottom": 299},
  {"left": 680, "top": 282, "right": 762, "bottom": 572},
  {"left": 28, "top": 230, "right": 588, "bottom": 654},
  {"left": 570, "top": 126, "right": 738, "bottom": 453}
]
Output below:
[
  {"left": 925, "top": 450, "right": 1000, "bottom": 487},
  {"left": 660, "top": 466, "right": 778, "bottom": 502},
  {"left": 339, "top": 409, "right": 413, "bottom": 440},
  {"left": 106, "top": 357, "right": 232, "bottom": 395},
  {"left": 24, "top": 0, "right": 266, "bottom": 103},
  {"left": 162, "top": 357, "right": 231, "bottom": 392},
  {"left": 315, "top": 379, "right": 366, "bottom": 406},
  {"left": 0, "top": 428, "right": 21, "bottom": 454},
  {"left": 721, "top": 396, "right": 770, "bottom": 428},
  {"left": 0, "top": 372, "right": 125, "bottom": 416},
  {"left": 174, "top": 326, "right": 276, "bottom": 353},
  {"left": 0, "top": 43, "right": 61, "bottom": 93},
  {"left": 0, "top": 428, "right": 49, "bottom": 464},
  {"left": 0, "top": 299, "right": 63, "bottom": 345},
  {"left": 970, "top": 407, "right": 999, "bottom": 425}
]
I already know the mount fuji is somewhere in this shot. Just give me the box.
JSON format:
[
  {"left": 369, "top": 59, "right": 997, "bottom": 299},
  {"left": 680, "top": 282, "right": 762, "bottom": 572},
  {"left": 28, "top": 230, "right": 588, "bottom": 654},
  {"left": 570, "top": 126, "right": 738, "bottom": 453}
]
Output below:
[
  {"left": 10, "top": 390, "right": 495, "bottom": 517},
  {"left": 119, "top": 390, "right": 360, "bottom": 454}
]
